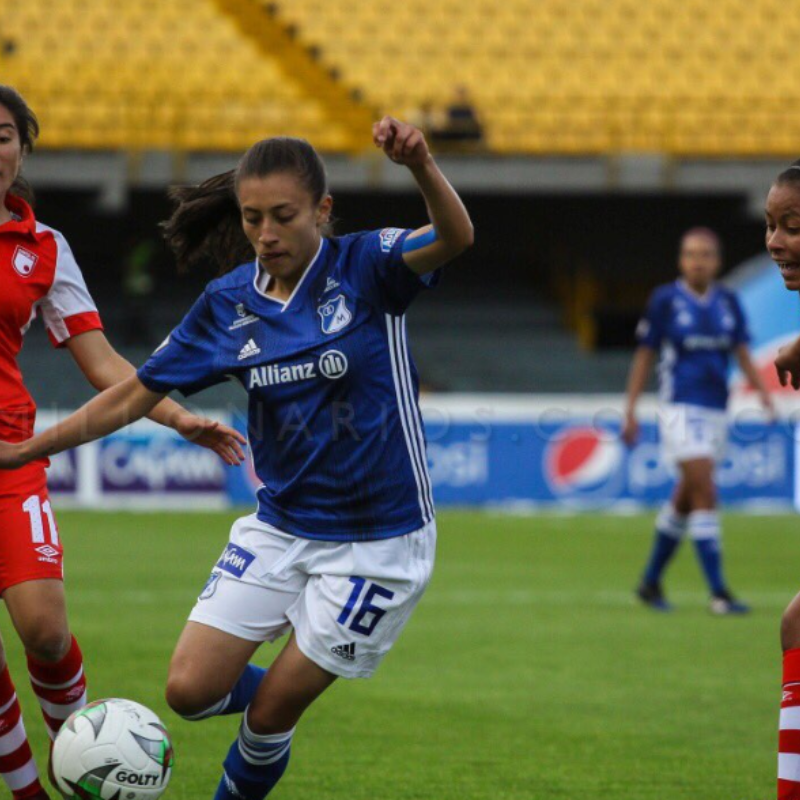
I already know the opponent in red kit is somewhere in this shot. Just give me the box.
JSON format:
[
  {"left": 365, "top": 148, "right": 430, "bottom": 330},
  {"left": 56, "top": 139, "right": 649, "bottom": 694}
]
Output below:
[
  {"left": 765, "top": 160, "right": 800, "bottom": 800},
  {"left": 0, "top": 86, "right": 245, "bottom": 800}
]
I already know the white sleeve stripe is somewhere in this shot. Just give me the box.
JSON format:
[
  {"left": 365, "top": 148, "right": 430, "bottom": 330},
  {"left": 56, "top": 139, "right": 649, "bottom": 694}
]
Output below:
[{"left": 37, "top": 226, "right": 100, "bottom": 341}]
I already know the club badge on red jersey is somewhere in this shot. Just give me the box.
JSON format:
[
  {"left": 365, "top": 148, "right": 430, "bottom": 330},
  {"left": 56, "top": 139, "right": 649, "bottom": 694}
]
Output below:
[{"left": 12, "top": 245, "right": 38, "bottom": 278}]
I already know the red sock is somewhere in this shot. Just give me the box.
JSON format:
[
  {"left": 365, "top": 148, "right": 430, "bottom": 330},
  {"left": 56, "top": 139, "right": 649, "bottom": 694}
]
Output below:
[
  {"left": 0, "top": 665, "right": 44, "bottom": 799},
  {"left": 27, "top": 634, "right": 87, "bottom": 741},
  {"left": 779, "top": 649, "right": 800, "bottom": 798}
]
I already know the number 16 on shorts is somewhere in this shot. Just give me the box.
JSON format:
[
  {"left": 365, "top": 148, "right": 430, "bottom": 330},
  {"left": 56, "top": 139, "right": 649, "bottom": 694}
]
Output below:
[{"left": 337, "top": 577, "right": 395, "bottom": 637}]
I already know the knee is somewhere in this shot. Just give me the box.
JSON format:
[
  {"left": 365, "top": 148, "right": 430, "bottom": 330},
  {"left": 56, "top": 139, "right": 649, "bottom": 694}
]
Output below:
[
  {"left": 782, "top": 603, "right": 800, "bottom": 651},
  {"left": 22, "top": 620, "right": 70, "bottom": 663},
  {"left": 688, "top": 481, "right": 717, "bottom": 511},
  {"left": 165, "top": 673, "right": 208, "bottom": 719}
]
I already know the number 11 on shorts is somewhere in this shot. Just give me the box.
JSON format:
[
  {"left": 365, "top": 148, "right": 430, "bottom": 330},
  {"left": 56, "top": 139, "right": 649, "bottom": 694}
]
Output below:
[
  {"left": 22, "top": 495, "right": 59, "bottom": 545},
  {"left": 337, "top": 576, "right": 395, "bottom": 637}
]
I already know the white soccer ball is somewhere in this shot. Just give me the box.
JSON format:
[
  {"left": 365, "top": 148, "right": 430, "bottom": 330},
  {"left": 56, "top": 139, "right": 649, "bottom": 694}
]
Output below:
[{"left": 52, "top": 698, "right": 174, "bottom": 799}]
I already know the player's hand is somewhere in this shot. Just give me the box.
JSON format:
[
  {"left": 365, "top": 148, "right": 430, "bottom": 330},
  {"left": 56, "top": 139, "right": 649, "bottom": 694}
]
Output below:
[
  {"left": 0, "top": 441, "right": 28, "bottom": 470},
  {"left": 775, "top": 344, "right": 800, "bottom": 390},
  {"left": 621, "top": 411, "right": 639, "bottom": 447},
  {"left": 372, "top": 117, "right": 431, "bottom": 168},
  {"left": 174, "top": 414, "right": 247, "bottom": 466}
]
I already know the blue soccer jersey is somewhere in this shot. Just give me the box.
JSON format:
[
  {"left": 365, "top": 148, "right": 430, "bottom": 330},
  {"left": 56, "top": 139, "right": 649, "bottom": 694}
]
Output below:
[
  {"left": 635, "top": 280, "right": 750, "bottom": 410},
  {"left": 137, "top": 229, "right": 438, "bottom": 542}
]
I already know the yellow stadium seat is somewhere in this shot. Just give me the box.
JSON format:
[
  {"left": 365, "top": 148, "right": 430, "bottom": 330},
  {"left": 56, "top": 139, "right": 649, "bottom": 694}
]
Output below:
[{"left": 3, "top": 0, "right": 800, "bottom": 154}]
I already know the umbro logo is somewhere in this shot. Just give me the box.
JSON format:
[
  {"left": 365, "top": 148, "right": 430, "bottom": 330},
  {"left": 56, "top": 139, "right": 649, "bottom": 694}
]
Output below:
[
  {"left": 330, "top": 642, "right": 356, "bottom": 661},
  {"left": 237, "top": 339, "right": 261, "bottom": 361},
  {"left": 35, "top": 545, "right": 59, "bottom": 559}
]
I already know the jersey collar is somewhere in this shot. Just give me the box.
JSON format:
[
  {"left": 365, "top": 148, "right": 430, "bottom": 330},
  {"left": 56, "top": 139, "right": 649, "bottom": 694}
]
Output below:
[
  {"left": 0, "top": 195, "right": 38, "bottom": 239},
  {"left": 249, "top": 237, "right": 327, "bottom": 314},
  {"left": 677, "top": 279, "right": 717, "bottom": 306}
]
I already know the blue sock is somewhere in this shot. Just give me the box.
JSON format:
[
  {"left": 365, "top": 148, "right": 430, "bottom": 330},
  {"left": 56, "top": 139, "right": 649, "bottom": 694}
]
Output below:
[
  {"left": 183, "top": 664, "right": 266, "bottom": 721},
  {"left": 689, "top": 510, "right": 726, "bottom": 595},
  {"left": 642, "top": 503, "right": 686, "bottom": 585},
  {"left": 214, "top": 712, "right": 294, "bottom": 800}
]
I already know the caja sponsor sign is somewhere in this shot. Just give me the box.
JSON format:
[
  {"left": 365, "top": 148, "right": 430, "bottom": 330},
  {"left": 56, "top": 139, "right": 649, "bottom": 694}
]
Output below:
[
  {"left": 40, "top": 413, "right": 227, "bottom": 508},
  {"left": 99, "top": 434, "right": 225, "bottom": 493}
]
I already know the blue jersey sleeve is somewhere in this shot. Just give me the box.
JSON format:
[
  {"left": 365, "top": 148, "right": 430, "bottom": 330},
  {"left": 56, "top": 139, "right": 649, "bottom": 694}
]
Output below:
[
  {"left": 351, "top": 228, "right": 440, "bottom": 315},
  {"left": 635, "top": 288, "right": 667, "bottom": 349},
  {"left": 729, "top": 292, "right": 751, "bottom": 346},
  {"left": 137, "top": 293, "right": 228, "bottom": 397}
]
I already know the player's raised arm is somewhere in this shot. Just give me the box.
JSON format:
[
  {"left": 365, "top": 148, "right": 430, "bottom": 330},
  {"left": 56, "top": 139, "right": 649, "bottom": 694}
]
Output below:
[
  {"left": 372, "top": 116, "right": 473, "bottom": 275},
  {"left": 0, "top": 374, "right": 236, "bottom": 470}
]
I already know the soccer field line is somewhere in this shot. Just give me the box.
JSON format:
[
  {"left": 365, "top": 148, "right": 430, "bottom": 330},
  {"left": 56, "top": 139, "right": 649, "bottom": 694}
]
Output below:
[{"left": 62, "top": 586, "right": 796, "bottom": 610}]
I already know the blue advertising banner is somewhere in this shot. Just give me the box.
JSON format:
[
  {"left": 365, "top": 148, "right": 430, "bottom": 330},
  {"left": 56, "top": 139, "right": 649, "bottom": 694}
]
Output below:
[
  {"left": 426, "top": 419, "right": 794, "bottom": 509},
  {"left": 37, "top": 401, "right": 799, "bottom": 511},
  {"left": 226, "top": 403, "right": 797, "bottom": 511}
]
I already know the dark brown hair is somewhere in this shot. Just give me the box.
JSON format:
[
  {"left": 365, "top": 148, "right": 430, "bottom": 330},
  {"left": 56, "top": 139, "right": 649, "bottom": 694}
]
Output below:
[
  {"left": 0, "top": 85, "right": 39, "bottom": 205},
  {"left": 680, "top": 226, "right": 722, "bottom": 256},
  {"left": 162, "top": 137, "right": 329, "bottom": 274},
  {"left": 776, "top": 159, "right": 800, "bottom": 188}
]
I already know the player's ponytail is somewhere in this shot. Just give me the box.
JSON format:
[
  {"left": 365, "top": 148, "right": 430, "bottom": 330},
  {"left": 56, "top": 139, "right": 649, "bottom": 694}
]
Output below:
[
  {"left": 0, "top": 85, "right": 40, "bottom": 207},
  {"left": 162, "top": 171, "right": 251, "bottom": 275},
  {"left": 163, "top": 136, "right": 331, "bottom": 275}
]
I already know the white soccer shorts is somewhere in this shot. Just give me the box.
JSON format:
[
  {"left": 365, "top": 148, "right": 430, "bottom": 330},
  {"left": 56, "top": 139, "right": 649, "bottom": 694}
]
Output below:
[
  {"left": 189, "top": 514, "right": 436, "bottom": 679},
  {"left": 658, "top": 403, "right": 728, "bottom": 465}
]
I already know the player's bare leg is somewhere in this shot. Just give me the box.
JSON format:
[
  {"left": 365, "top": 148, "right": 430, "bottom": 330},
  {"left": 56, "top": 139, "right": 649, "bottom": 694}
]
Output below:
[
  {"left": 213, "top": 633, "right": 336, "bottom": 800},
  {"left": 166, "top": 621, "right": 262, "bottom": 719},
  {"left": 247, "top": 633, "right": 336, "bottom": 734},
  {"left": 0, "top": 586, "right": 68, "bottom": 800},
  {"left": 678, "top": 457, "right": 748, "bottom": 614},
  {"left": 637, "top": 477, "right": 692, "bottom": 610},
  {"left": 4, "top": 579, "right": 87, "bottom": 796},
  {"left": 4, "top": 580, "right": 71, "bottom": 663}
]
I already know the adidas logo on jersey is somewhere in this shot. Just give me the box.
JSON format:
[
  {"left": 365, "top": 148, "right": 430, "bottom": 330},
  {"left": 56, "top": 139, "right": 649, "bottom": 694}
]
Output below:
[
  {"left": 330, "top": 642, "right": 356, "bottom": 661},
  {"left": 237, "top": 339, "right": 261, "bottom": 361}
]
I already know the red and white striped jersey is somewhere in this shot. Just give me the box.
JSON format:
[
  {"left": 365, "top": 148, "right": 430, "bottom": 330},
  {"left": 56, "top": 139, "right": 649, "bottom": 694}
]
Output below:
[{"left": 0, "top": 194, "right": 103, "bottom": 442}]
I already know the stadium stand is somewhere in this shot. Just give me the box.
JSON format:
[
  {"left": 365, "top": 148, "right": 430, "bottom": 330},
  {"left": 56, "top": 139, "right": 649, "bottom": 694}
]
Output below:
[
  {"left": 0, "top": 0, "right": 360, "bottom": 151},
  {"left": 267, "top": 0, "right": 800, "bottom": 155},
  {"left": 2, "top": 0, "right": 800, "bottom": 154}
]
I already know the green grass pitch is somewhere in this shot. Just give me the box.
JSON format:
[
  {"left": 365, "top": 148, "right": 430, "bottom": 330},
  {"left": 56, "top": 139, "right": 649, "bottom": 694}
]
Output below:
[{"left": 0, "top": 509, "right": 792, "bottom": 799}]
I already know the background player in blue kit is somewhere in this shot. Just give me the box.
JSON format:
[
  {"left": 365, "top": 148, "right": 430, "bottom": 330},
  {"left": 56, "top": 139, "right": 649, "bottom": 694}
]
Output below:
[
  {"left": 0, "top": 116, "right": 473, "bottom": 799},
  {"left": 622, "top": 228, "right": 773, "bottom": 614}
]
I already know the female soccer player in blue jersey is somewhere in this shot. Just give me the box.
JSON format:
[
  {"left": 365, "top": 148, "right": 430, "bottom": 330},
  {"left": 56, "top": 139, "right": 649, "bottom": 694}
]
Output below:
[
  {"left": 0, "top": 116, "right": 473, "bottom": 799},
  {"left": 622, "top": 228, "right": 772, "bottom": 614}
]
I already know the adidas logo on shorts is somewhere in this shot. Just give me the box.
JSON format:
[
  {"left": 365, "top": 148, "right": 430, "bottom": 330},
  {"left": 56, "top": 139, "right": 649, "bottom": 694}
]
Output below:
[{"left": 331, "top": 642, "right": 356, "bottom": 661}]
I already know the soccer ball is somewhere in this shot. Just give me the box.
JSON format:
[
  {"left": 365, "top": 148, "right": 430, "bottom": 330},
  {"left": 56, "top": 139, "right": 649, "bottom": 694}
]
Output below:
[{"left": 52, "top": 698, "right": 174, "bottom": 799}]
